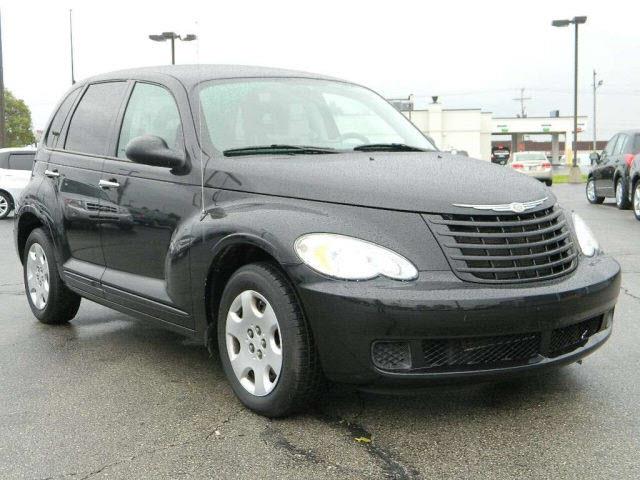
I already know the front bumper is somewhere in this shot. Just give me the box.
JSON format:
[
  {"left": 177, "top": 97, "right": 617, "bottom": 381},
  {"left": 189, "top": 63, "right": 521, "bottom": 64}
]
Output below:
[{"left": 290, "top": 255, "right": 621, "bottom": 385}]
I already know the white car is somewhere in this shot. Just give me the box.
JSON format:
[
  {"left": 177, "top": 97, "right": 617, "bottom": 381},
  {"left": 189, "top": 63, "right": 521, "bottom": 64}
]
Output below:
[
  {"left": 0, "top": 147, "right": 36, "bottom": 219},
  {"left": 507, "top": 151, "right": 553, "bottom": 186}
]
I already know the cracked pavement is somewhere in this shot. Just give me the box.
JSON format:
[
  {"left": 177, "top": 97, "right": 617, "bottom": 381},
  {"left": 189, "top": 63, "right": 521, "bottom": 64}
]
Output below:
[{"left": 1, "top": 184, "right": 639, "bottom": 479}]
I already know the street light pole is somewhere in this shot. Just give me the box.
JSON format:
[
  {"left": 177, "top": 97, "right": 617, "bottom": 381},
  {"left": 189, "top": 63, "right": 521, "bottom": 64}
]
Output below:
[
  {"left": 69, "top": 9, "right": 75, "bottom": 84},
  {"left": 149, "top": 32, "right": 196, "bottom": 65},
  {"left": 0, "top": 8, "right": 5, "bottom": 149},
  {"left": 552, "top": 15, "right": 587, "bottom": 184},
  {"left": 572, "top": 20, "right": 579, "bottom": 170},
  {"left": 592, "top": 70, "right": 603, "bottom": 151}
]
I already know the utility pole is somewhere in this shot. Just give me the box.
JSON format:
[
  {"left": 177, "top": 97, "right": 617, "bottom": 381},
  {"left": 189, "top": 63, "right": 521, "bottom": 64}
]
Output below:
[
  {"left": 592, "top": 70, "right": 602, "bottom": 151},
  {"left": 0, "top": 9, "right": 5, "bottom": 148},
  {"left": 69, "top": 9, "right": 75, "bottom": 84},
  {"left": 513, "top": 88, "right": 531, "bottom": 118}
]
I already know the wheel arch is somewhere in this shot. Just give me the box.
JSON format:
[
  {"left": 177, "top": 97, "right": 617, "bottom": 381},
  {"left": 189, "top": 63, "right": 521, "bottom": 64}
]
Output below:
[
  {"left": 16, "top": 207, "right": 52, "bottom": 264},
  {"left": 0, "top": 188, "right": 15, "bottom": 205},
  {"left": 202, "top": 234, "right": 299, "bottom": 351}
]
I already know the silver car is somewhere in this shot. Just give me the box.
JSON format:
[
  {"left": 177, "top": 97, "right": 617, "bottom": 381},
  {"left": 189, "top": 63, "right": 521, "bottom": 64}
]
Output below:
[{"left": 508, "top": 152, "right": 553, "bottom": 186}]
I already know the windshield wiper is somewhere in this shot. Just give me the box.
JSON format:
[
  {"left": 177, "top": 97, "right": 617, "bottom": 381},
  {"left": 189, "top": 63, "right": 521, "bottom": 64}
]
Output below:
[
  {"left": 223, "top": 144, "right": 338, "bottom": 157},
  {"left": 353, "top": 143, "right": 429, "bottom": 152}
]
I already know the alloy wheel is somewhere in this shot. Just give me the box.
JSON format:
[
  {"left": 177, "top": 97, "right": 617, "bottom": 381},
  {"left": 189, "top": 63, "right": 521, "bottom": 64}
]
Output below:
[
  {"left": 225, "top": 290, "right": 282, "bottom": 396},
  {"left": 0, "top": 195, "right": 8, "bottom": 217},
  {"left": 26, "top": 243, "right": 50, "bottom": 310},
  {"left": 616, "top": 182, "right": 624, "bottom": 206},
  {"left": 587, "top": 180, "right": 597, "bottom": 202},
  {"left": 634, "top": 184, "right": 640, "bottom": 217}
]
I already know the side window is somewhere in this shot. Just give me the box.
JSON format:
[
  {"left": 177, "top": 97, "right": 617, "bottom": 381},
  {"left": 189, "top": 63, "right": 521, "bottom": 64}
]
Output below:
[
  {"left": 45, "top": 89, "right": 81, "bottom": 148},
  {"left": 117, "top": 83, "right": 182, "bottom": 159},
  {"left": 65, "top": 82, "right": 128, "bottom": 156},
  {"left": 614, "top": 135, "right": 628, "bottom": 155},
  {"left": 603, "top": 135, "right": 618, "bottom": 158},
  {"left": 634, "top": 135, "right": 640, "bottom": 154},
  {"left": 8, "top": 153, "right": 35, "bottom": 171},
  {"left": 44, "top": 88, "right": 80, "bottom": 148}
]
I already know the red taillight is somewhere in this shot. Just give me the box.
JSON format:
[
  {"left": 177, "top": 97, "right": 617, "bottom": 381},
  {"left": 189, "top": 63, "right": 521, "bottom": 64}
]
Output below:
[
  {"left": 512, "top": 163, "right": 524, "bottom": 169},
  {"left": 624, "top": 153, "right": 635, "bottom": 167},
  {"left": 542, "top": 162, "right": 552, "bottom": 169}
]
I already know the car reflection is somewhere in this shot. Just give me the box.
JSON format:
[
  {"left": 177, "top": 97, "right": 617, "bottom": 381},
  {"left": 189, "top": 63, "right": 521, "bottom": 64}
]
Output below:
[{"left": 60, "top": 178, "right": 134, "bottom": 230}]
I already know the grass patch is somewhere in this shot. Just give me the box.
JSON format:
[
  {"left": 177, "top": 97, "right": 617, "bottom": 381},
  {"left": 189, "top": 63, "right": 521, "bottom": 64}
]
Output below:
[{"left": 553, "top": 174, "right": 588, "bottom": 184}]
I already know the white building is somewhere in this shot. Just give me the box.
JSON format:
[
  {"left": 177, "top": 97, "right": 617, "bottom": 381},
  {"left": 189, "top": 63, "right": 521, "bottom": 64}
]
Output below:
[{"left": 399, "top": 99, "right": 587, "bottom": 162}]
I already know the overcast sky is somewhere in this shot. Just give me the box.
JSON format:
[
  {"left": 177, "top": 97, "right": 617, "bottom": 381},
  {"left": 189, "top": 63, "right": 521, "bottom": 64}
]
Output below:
[{"left": 2, "top": 0, "right": 639, "bottom": 140}]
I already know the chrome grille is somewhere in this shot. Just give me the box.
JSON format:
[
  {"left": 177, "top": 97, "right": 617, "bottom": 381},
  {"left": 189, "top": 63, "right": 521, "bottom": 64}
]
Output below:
[{"left": 427, "top": 206, "right": 577, "bottom": 284}]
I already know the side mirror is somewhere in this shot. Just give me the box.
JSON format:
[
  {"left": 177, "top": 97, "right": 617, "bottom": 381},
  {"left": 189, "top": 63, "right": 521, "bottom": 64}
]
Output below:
[
  {"left": 125, "top": 135, "right": 186, "bottom": 171},
  {"left": 589, "top": 151, "right": 601, "bottom": 165}
]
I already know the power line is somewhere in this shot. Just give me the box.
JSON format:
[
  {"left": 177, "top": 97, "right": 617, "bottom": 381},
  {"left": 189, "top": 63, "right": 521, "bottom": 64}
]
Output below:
[{"left": 512, "top": 88, "right": 532, "bottom": 117}]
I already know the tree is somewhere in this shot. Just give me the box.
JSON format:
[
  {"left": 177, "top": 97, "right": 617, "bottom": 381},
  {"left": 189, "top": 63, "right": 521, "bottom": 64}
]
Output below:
[{"left": 3, "top": 89, "right": 36, "bottom": 147}]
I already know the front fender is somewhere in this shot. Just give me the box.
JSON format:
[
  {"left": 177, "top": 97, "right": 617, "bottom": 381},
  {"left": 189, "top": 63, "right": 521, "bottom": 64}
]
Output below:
[{"left": 187, "top": 188, "right": 449, "bottom": 339}]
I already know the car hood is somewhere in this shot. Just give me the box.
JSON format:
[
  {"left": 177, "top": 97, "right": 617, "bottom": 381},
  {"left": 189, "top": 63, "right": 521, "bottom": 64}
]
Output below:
[{"left": 206, "top": 151, "right": 555, "bottom": 213}]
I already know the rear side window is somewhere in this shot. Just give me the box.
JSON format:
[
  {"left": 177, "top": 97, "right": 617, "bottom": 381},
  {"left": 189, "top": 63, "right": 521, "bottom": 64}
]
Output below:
[
  {"left": 634, "top": 135, "right": 640, "bottom": 154},
  {"left": 65, "top": 82, "right": 128, "bottom": 156},
  {"left": 604, "top": 135, "right": 618, "bottom": 156},
  {"left": 614, "top": 135, "right": 628, "bottom": 155},
  {"left": 45, "top": 89, "right": 81, "bottom": 148},
  {"left": 117, "top": 83, "right": 182, "bottom": 158},
  {"left": 8, "top": 153, "right": 35, "bottom": 170}
]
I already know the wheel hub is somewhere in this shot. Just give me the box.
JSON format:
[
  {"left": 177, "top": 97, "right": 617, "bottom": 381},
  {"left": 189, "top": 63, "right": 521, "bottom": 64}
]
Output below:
[
  {"left": 226, "top": 290, "right": 282, "bottom": 397},
  {"left": 26, "top": 243, "right": 50, "bottom": 310}
]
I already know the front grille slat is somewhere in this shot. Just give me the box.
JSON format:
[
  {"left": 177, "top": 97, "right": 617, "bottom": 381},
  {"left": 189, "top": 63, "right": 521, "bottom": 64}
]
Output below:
[{"left": 427, "top": 205, "right": 577, "bottom": 284}]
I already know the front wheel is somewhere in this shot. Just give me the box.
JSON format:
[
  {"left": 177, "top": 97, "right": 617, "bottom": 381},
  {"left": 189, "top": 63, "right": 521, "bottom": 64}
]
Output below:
[
  {"left": 633, "top": 182, "right": 640, "bottom": 221},
  {"left": 23, "top": 228, "right": 81, "bottom": 324},
  {"left": 615, "top": 179, "right": 631, "bottom": 209},
  {"left": 0, "top": 191, "right": 13, "bottom": 219},
  {"left": 586, "top": 178, "right": 605, "bottom": 204},
  {"left": 217, "top": 262, "right": 322, "bottom": 417}
]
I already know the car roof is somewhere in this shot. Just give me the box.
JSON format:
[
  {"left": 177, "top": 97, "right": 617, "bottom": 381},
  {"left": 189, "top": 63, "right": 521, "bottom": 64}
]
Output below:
[{"left": 80, "top": 64, "right": 346, "bottom": 88}]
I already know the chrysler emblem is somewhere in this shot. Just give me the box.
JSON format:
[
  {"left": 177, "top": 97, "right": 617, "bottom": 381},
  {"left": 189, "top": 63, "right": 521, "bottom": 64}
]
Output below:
[{"left": 453, "top": 197, "right": 548, "bottom": 213}]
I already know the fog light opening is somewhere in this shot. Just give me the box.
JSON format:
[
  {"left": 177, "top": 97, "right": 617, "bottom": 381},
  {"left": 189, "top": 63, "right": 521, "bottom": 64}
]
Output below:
[{"left": 371, "top": 341, "right": 412, "bottom": 371}]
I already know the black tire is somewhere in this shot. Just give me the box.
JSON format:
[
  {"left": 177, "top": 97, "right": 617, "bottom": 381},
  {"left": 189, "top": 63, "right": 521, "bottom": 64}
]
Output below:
[
  {"left": 217, "top": 262, "right": 322, "bottom": 417},
  {"left": 545, "top": 179, "right": 553, "bottom": 187},
  {"left": 23, "top": 228, "right": 81, "bottom": 324},
  {"left": 586, "top": 178, "right": 605, "bottom": 204},
  {"left": 615, "top": 179, "right": 631, "bottom": 210},
  {"left": 0, "top": 191, "right": 13, "bottom": 219}
]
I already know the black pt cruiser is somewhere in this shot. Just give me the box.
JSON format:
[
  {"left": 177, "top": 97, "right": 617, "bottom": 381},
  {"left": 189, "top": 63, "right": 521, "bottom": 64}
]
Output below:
[{"left": 15, "top": 65, "right": 620, "bottom": 417}]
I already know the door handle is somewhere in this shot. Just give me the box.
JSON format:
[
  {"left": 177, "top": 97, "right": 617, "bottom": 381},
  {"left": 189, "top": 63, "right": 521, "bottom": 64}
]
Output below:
[
  {"left": 98, "top": 179, "right": 120, "bottom": 189},
  {"left": 44, "top": 169, "right": 60, "bottom": 178}
]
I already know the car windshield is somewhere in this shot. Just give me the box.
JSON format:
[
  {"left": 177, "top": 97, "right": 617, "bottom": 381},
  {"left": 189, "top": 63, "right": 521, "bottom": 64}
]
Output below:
[
  {"left": 513, "top": 153, "right": 547, "bottom": 162},
  {"left": 197, "top": 78, "right": 436, "bottom": 154}
]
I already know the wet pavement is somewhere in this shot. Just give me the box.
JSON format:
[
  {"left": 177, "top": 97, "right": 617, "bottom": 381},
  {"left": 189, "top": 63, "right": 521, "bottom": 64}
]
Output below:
[{"left": 0, "top": 184, "right": 638, "bottom": 479}]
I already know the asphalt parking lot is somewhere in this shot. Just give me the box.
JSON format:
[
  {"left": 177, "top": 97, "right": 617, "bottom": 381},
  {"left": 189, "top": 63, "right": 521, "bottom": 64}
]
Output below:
[{"left": 1, "top": 183, "right": 638, "bottom": 480}]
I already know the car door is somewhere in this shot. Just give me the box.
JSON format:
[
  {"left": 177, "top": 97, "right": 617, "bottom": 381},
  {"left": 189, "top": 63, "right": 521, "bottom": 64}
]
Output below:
[
  {"left": 610, "top": 134, "right": 629, "bottom": 191},
  {"left": 595, "top": 135, "right": 618, "bottom": 194},
  {"left": 99, "top": 80, "right": 196, "bottom": 329},
  {"left": 46, "top": 81, "right": 128, "bottom": 293}
]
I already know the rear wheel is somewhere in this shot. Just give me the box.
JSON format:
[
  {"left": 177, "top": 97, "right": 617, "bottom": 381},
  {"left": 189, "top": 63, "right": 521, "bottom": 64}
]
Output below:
[
  {"left": 0, "top": 191, "right": 12, "bottom": 219},
  {"left": 545, "top": 179, "right": 553, "bottom": 187},
  {"left": 23, "top": 228, "right": 81, "bottom": 324},
  {"left": 586, "top": 178, "right": 605, "bottom": 204},
  {"left": 633, "top": 182, "right": 640, "bottom": 221},
  {"left": 217, "top": 262, "right": 322, "bottom": 417},
  {"left": 615, "top": 179, "right": 631, "bottom": 209}
]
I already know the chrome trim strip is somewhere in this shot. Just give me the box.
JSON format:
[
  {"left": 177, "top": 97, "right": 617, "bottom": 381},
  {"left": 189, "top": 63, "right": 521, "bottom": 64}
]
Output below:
[{"left": 452, "top": 197, "right": 548, "bottom": 213}]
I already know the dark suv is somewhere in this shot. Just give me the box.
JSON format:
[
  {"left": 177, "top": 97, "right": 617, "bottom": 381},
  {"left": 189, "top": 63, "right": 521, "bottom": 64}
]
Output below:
[
  {"left": 587, "top": 130, "right": 640, "bottom": 209},
  {"left": 15, "top": 66, "right": 621, "bottom": 417}
]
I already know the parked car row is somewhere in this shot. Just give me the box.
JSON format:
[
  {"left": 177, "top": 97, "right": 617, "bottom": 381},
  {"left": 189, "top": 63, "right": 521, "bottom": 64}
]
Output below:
[
  {"left": 586, "top": 130, "right": 640, "bottom": 221},
  {"left": 0, "top": 147, "right": 36, "bottom": 219}
]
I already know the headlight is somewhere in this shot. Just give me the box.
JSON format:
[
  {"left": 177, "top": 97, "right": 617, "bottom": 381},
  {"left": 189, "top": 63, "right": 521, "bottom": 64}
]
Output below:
[
  {"left": 294, "top": 233, "right": 418, "bottom": 281},
  {"left": 572, "top": 213, "right": 600, "bottom": 257}
]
